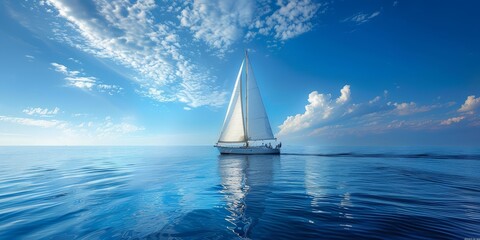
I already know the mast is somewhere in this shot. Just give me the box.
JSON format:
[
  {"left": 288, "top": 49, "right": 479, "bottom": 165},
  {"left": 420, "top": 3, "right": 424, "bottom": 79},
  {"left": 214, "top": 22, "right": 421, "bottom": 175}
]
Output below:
[
  {"left": 240, "top": 57, "right": 247, "bottom": 145},
  {"left": 244, "top": 50, "right": 276, "bottom": 142},
  {"left": 244, "top": 50, "right": 249, "bottom": 146}
]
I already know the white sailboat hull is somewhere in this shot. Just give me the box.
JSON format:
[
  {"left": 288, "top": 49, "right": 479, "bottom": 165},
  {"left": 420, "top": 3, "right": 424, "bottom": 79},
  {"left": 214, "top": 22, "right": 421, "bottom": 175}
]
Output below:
[{"left": 215, "top": 146, "right": 280, "bottom": 155}]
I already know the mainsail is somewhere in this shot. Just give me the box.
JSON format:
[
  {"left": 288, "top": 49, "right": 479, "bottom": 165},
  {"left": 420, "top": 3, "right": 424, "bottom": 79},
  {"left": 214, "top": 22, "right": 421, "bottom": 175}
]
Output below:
[
  {"left": 217, "top": 53, "right": 275, "bottom": 145},
  {"left": 218, "top": 60, "right": 246, "bottom": 142},
  {"left": 245, "top": 54, "right": 275, "bottom": 141}
]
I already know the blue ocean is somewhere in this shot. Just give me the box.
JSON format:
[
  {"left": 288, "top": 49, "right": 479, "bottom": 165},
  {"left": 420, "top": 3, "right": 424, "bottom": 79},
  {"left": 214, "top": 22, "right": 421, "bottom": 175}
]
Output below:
[{"left": 0, "top": 146, "right": 479, "bottom": 239}]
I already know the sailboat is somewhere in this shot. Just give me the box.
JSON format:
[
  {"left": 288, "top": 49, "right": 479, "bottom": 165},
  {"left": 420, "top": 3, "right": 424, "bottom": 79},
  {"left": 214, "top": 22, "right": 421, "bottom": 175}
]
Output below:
[{"left": 215, "top": 51, "right": 281, "bottom": 155}]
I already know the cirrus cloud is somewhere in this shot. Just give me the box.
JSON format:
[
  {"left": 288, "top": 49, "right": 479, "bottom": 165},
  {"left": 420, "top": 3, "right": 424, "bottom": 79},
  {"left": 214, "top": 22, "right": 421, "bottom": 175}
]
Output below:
[
  {"left": 23, "top": 107, "right": 60, "bottom": 116},
  {"left": 51, "top": 62, "right": 122, "bottom": 93},
  {"left": 342, "top": 11, "right": 381, "bottom": 25},
  {"left": 44, "top": 0, "right": 225, "bottom": 108},
  {"left": 0, "top": 115, "right": 65, "bottom": 128},
  {"left": 179, "top": 0, "right": 323, "bottom": 55},
  {"left": 440, "top": 116, "right": 465, "bottom": 125},
  {"left": 37, "top": 0, "right": 324, "bottom": 109}
]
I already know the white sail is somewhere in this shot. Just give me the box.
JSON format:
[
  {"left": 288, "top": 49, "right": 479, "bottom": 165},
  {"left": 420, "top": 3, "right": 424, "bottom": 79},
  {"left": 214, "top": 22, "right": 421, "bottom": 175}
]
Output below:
[
  {"left": 245, "top": 54, "right": 275, "bottom": 141},
  {"left": 218, "top": 60, "right": 246, "bottom": 143}
]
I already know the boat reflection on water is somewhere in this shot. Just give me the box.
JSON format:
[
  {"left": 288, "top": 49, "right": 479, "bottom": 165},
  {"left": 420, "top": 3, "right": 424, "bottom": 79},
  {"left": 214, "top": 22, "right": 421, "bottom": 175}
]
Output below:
[
  {"left": 218, "top": 154, "right": 279, "bottom": 238},
  {"left": 149, "top": 154, "right": 279, "bottom": 239}
]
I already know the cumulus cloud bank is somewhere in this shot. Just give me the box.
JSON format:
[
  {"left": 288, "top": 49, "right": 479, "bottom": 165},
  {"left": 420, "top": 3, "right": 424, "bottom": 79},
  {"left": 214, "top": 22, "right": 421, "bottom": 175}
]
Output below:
[
  {"left": 278, "top": 86, "right": 478, "bottom": 140},
  {"left": 279, "top": 85, "right": 350, "bottom": 135}
]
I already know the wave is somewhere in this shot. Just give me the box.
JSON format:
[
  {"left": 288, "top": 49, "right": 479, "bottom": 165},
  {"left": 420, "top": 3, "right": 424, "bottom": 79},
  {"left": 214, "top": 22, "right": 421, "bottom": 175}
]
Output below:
[{"left": 281, "top": 152, "right": 480, "bottom": 160}]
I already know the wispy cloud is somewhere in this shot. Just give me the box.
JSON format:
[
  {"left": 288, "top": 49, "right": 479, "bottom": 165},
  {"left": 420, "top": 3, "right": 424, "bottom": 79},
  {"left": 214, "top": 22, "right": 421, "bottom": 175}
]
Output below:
[
  {"left": 42, "top": 0, "right": 225, "bottom": 108},
  {"left": 388, "top": 101, "right": 433, "bottom": 115},
  {"left": 0, "top": 115, "right": 66, "bottom": 128},
  {"left": 51, "top": 62, "right": 121, "bottom": 93},
  {"left": 0, "top": 112, "right": 144, "bottom": 143},
  {"left": 179, "top": 0, "right": 323, "bottom": 54},
  {"left": 35, "top": 0, "right": 322, "bottom": 108},
  {"left": 97, "top": 84, "right": 123, "bottom": 95},
  {"left": 96, "top": 117, "right": 145, "bottom": 137},
  {"left": 343, "top": 11, "right": 381, "bottom": 25},
  {"left": 68, "top": 57, "right": 82, "bottom": 64},
  {"left": 23, "top": 107, "right": 60, "bottom": 116},
  {"left": 25, "top": 54, "right": 35, "bottom": 61},
  {"left": 51, "top": 62, "right": 95, "bottom": 90},
  {"left": 441, "top": 116, "right": 465, "bottom": 125}
]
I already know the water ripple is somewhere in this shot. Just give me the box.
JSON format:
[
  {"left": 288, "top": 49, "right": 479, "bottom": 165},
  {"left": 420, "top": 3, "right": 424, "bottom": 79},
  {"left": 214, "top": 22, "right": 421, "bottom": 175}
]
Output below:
[
  {"left": 282, "top": 152, "right": 480, "bottom": 160},
  {"left": 0, "top": 146, "right": 478, "bottom": 239}
]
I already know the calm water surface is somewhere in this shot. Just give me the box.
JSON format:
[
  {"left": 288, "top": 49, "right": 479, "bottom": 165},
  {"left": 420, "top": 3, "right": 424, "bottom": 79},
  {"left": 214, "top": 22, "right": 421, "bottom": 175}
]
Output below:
[{"left": 0, "top": 146, "right": 479, "bottom": 239}]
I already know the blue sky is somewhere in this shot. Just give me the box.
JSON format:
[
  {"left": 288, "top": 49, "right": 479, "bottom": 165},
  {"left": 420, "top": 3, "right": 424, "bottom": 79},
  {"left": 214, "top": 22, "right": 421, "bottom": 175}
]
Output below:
[{"left": 0, "top": 0, "right": 479, "bottom": 146}]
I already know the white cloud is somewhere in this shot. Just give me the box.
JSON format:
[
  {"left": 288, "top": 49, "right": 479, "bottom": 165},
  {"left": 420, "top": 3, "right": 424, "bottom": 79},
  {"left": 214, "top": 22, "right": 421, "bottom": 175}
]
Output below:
[
  {"left": 279, "top": 85, "right": 351, "bottom": 135},
  {"left": 96, "top": 117, "right": 145, "bottom": 137},
  {"left": 391, "top": 102, "right": 415, "bottom": 115},
  {"left": 68, "top": 57, "right": 82, "bottom": 64},
  {"left": 25, "top": 54, "right": 35, "bottom": 61},
  {"left": 388, "top": 101, "right": 432, "bottom": 115},
  {"left": 441, "top": 116, "right": 465, "bottom": 125},
  {"left": 369, "top": 96, "right": 381, "bottom": 104},
  {"left": 0, "top": 112, "right": 144, "bottom": 144},
  {"left": 97, "top": 84, "right": 123, "bottom": 95},
  {"left": 39, "top": 0, "right": 323, "bottom": 108},
  {"left": 51, "top": 62, "right": 121, "bottom": 92},
  {"left": 278, "top": 86, "right": 463, "bottom": 139},
  {"left": 179, "top": 0, "right": 322, "bottom": 53},
  {"left": 179, "top": 0, "right": 255, "bottom": 56},
  {"left": 253, "top": 0, "right": 322, "bottom": 41},
  {"left": 51, "top": 62, "right": 69, "bottom": 75},
  {"left": 174, "top": 60, "right": 227, "bottom": 107},
  {"left": 44, "top": 0, "right": 225, "bottom": 108},
  {"left": 343, "top": 11, "right": 381, "bottom": 24},
  {"left": 23, "top": 107, "right": 60, "bottom": 116},
  {"left": 141, "top": 87, "right": 175, "bottom": 103},
  {"left": 51, "top": 62, "right": 96, "bottom": 90},
  {"left": 0, "top": 115, "right": 65, "bottom": 128},
  {"left": 336, "top": 85, "right": 351, "bottom": 104},
  {"left": 65, "top": 76, "right": 96, "bottom": 89},
  {"left": 458, "top": 95, "right": 480, "bottom": 113}
]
